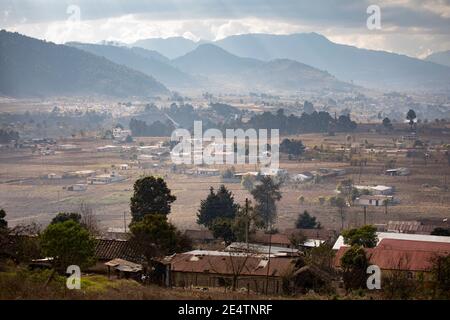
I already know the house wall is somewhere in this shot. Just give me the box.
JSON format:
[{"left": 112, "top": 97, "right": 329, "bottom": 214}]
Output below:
[{"left": 170, "top": 271, "right": 284, "bottom": 295}]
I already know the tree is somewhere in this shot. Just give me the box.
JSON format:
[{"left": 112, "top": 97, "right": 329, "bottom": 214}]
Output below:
[
  {"left": 406, "top": 109, "right": 417, "bottom": 130},
  {"left": 251, "top": 176, "right": 282, "bottom": 229},
  {"left": 241, "top": 174, "right": 256, "bottom": 191},
  {"left": 342, "top": 225, "right": 378, "bottom": 248},
  {"left": 341, "top": 245, "right": 369, "bottom": 291},
  {"left": 197, "top": 185, "right": 239, "bottom": 228},
  {"left": 50, "top": 212, "right": 81, "bottom": 225},
  {"left": 382, "top": 117, "right": 393, "bottom": 130},
  {"left": 295, "top": 210, "right": 319, "bottom": 229},
  {"left": 430, "top": 255, "right": 450, "bottom": 298},
  {"left": 130, "top": 176, "right": 176, "bottom": 222},
  {"left": 210, "top": 218, "right": 236, "bottom": 244},
  {"left": 0, "top": 209, "right": 7, "bottom": 229},
  {"left": 40, "top": 220, "right": 96, "bottom": 272},
  {"left": 130, "top": 214, "right": 190, "bottom": 266},
  {"left": 333, "top": 197, "right": 347, "bottom": 230},
  {"left": 431, "top": 228, "right": 450, "bottom": 237},
  {"left": 280, "top": 138, "right": 305, "bottom": 158}
]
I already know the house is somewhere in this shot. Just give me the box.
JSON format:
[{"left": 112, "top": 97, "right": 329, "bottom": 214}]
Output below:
[
  {"left": 105, "top": 258, "right": 142, "bottom": 279},
  {"left": 97, "top": 145, "right": 122, "bottom": 152},
  {"left": 225, "top": 242, "right": 299, "bottom": 256},
  {"left": 332, "top": 231, "right": 450, "bottom": 250},
  {"left": 90, "top": 238, "right": 142, "bottom": 274},
  {"left": 112, "top": 128, "right": 132, "bottom": 142},
  {"left": 292, "top": 172, "right": 314, "bottom": 183},
  {"left": 386, "top": 167, "right": 411, "bottom": 176},
  {"left": 56, "top": 144, "right": 81, "bottom": 152},
  {"left": 250, "top": 229, "right": 328, "bottom": 249},
  {"left": 119, "top": 164, "right": 129, "bottom": 170},
  {"left": 67, "top": 184, "right": 87, "bottom": 191},
  {"left": 87, "top": 172, "right": 125, "bottom": 184},
  {"left": 164, "top": 250, "right": 296, "bottom": 294},
  {"left": 334, "top": 238, "right": 450, "bottom": 279},
  {"left": 47, "top": 173, "right": 62, "bottom": 179},
  {"left": 354, "top": 185, "right": 395, "bottom": 195},
  {"left": 386, "top": 220, "right": 435, "bottom": 234},
  {"left": 355, "top": 195, "right": 395, "bottom": 206},
  {"left": 194, "top": 168, "right": 220, "bottom": 176}
]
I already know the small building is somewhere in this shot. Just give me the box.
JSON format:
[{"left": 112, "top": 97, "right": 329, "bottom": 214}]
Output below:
[
  {"left": 354, "top": 185, "right": 395, "bottom": 195},
  {"left": 334, "top": 238, "right": 450, "bottom": 280},
  {"left": 87, "top": 172, "right": 125, "bottom": 184},
  {"left": 105, "top": 258, "right": 142, "bottom": 279},
  {"left": 195, "top": 168, "right": 220, "bottom": 176},
  {"left": 67, "top": 184, "right": 87, "bottom": 191},
  {"left": 332, "top": 231, "right": 450, "bottom": 251},
  {"left": 386, "top": 167, "right": 410, "bottom": 176},
  {"left": 165, "top": 250, "right": 296, "bottom": 294},
  {"left": 57, "top": 144, "right": 81, "bottom": 152},
  {"left": 97, "top": 145, "right": 122, "bottom": 152},
  {"left": 355, "top": 195, "right": 394, "bottom": 207},
  {"left": 119, "top": 164, "right": 129, "bottom": 170},
  {"left": 47, "top": 173, "right": 62, "bottom": 179}
]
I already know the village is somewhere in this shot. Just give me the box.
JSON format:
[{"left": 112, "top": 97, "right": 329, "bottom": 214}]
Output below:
[{"left": 1, "top": 102, "right": 450, "bottom": 299}]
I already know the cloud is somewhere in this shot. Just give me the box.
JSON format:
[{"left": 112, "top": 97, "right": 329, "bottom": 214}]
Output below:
[{"left": 1, "top": 0, "right": 449, "bottom": 57}]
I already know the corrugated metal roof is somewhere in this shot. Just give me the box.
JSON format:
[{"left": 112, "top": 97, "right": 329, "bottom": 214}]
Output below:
[
  {"left": 333, "top": 232, "right": 450, "bottom": 250},
  {"left": 168, "top": 253, "right": 295, "bottom": 277},
  {"left": 334, "top": 239, "right": 450, "bottom": 272}
]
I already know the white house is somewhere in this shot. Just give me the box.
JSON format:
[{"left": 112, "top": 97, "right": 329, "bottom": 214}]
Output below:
[
  {"left": 87, "top": 172, "right": 125, "bottom": 184},
  {"left": 355, "top": 195, "right": 395, "bottom": 207},
  {"left": 67, "top": 184, "right": 87, "bottom": 191},
  {"left": 386, "top": 167, "right": 410, "bottom": 176}
]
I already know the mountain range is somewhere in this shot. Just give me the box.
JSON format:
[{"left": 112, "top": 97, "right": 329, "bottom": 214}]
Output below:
[
  {"left": 1, "top": 30, "right": 450, "bottom": 98},
  {"left": 0, "top": 30, "right": 169, "bottom": 98},
  {"left": 133, "top": 33, "right": 450, "bottom": 92}
]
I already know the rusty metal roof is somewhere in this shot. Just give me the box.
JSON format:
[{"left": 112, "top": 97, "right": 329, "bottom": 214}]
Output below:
[{"left": 168, "top": 252, "right": 296, "bottom": 277}]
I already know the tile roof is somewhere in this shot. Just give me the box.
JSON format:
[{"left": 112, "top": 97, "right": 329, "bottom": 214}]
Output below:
[{"left": 95, "top": 239, "right": 142, "bottom": 262}]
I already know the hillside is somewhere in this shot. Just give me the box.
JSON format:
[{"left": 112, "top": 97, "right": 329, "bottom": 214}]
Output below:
[
  {"left": 67, "top": 42, "right": 195, "bottom": 88},
  {"left": 172, "top": 43, "right": 354, "bottom": 92},
  {"left": 425, "top": 50, "right": 450, "bottom": 68},
  {"left": 215, "top": 33, "right": 450, "bottom": 92},
  {"left": 0, "top": 31, "right": 169, "bottom": 98},
  {"left": 133, "top": 36, "right": 199, "bottom": 59}
]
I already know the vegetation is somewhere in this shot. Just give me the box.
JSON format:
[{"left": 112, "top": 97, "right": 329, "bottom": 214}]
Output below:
[
  {"left": 295, "top": 210, "right": 320, "bottom": 229},
  {"left": 251, "top": 176, "right": 282, "bottom": 229},
  {"left": 341, "top": 245, "right": 369, "bottom": 291},
  {"left": 342, "top": 225, "right": 378, "bottom": 248},
  {"left": 197, "top": 185, "right": 239, "bottom": 228},
  {"left": 40, "top": 220, "right": 96, "bottom": 272},
  {"left": 130, "top": 176, "right": 176, "bottom": 222},
  {"left": 129, "top": 118, "right": 175, "bottom": 137},
  {"left": 130, "top": 214, "right": 191, "bottom": 265}
]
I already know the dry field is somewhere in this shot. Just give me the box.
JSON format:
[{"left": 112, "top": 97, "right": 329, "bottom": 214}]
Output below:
[{"left": 0, "top": 132, "right": 449, "bottom": 232}]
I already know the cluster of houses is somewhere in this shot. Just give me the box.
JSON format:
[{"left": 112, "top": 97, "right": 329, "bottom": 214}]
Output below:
[{"left": 82, "top": 219, "right": 450, "bottom": 295}]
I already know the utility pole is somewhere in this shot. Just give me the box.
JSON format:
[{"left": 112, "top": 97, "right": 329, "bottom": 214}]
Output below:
[
  {"left": 245, "top": 198, "right": 249, "bottom": 250},
  {"left": 265, "top": 192, "right": 272, "bottom": 295},
  {"left": 123, "top": 211, "right": 127, "bottom": 233},
  {"left": 363, "top": 206, "right": 367, "bottom": 225}
]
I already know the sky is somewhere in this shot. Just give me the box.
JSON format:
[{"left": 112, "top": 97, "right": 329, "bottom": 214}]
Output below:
[{"left": 1, "top": 0, "right": 449, "bottom": 58}]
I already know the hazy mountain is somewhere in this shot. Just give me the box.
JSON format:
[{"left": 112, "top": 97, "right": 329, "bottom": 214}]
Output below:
[
  {"left": 172, "top": 43, "right": 354, "bottom": 92},
  {"left": 133, "top": 36, "right": 199, "bottom": 59},
  {"left": 425, "top": 50, "right": 450, "bottom": 68},
  {"left": 215, "top": 33, "right": 450, "bottom": 92},
  {"left": 0, "top": 31, "right": 169, "bottom": 98},
  {"left": 67, "top": 42, "right": 195, "bottom": 88},
  {"left": 172, "top": 43, "right": 262, "bottom": 75}
]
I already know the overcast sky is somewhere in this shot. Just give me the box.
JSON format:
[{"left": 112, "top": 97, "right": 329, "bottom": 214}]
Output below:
[{"left": 1, "top": 0, "right": 449, "bottom": 58}]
